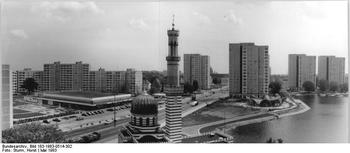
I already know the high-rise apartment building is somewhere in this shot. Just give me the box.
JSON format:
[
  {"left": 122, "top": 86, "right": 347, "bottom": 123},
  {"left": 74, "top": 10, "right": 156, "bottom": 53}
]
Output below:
[
  {"left": 33, "top": 71, "right": 43, "bottom": 91},
  {"left": 89, "top": 68, "right": 107, "bottom": 92},
  {"left": 229, "top": 43, "right": 270, "bottom": 98},
  {"left": 288, "top": 54, "right": 316, "bottom": 91},
  {"left": 42, "top": 61, "right": 89, "bottom": 91},
  {"left": 12, "top": 71, "right": 17, "bottom": 94},
  {"left": 184, "top": 54, "right": 210, "bottom": 90},
  {"left": 318, "top": 56, "right": 345, "bottom": 85},
  {"left": 1, "top": 65, "right": 13, "bottom": 130},
  {"left": 125, "top": 69, "right": 143, "bottom": 95}
]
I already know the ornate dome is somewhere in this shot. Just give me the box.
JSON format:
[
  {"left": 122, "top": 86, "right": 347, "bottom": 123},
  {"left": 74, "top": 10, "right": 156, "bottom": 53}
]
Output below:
[{"left": 131, "top": 94, "right": 158, "bottom": 115}]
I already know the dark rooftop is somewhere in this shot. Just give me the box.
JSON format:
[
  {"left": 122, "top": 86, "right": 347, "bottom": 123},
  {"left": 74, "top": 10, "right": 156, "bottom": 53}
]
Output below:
[{"left": 54, "top": 91, "right": 115, "bottom": 98}]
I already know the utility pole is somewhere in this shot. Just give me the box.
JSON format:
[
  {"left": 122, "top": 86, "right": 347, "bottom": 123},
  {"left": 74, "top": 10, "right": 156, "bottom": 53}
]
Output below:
[{"left": 113, "top": 94, "right": 116, "bottom": 127}]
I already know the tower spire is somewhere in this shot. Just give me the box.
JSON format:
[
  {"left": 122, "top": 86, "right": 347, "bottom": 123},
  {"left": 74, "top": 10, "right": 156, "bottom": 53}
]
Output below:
[{"left": 172, "top": 14, "right": 175, "bottom": 30}]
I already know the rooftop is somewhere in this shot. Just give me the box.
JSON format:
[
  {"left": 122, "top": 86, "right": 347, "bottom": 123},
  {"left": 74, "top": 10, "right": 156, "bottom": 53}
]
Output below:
[{"left": 53, "top": 91, "right": 115, "bottom": 98}]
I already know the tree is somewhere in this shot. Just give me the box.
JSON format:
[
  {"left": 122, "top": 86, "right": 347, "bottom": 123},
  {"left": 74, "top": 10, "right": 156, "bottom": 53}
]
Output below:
[
  {"left": 269, "top": 81, "right": 282, "bottom": 94},
  {"left": 318, "top": 79, "right": 329, "bottom": 92},
  {"left": 339, "top": 83, "right": 348, "bottom": 93},
  {"left": 192, "top": 80, "right": 199, "bottom": 92},
  {"left": 329, "top": 81, "right": 339, "bottom": 92},
  {"left": 212, "top": 77, "right": 221, "bottom": 85},
  {"left": 20, "top": 78, "right": 38, "bottom": 95},
  {"left": 150, "top": 78, "right": 161, "bottom": 94},
  {"left": 2, "top": 123, "right": 65, "bottom": 143},
  {"left": 302, "top": 81, "right": 315, "bottom": 92},
  {"left": 183, "top": 82, "right": 194, "bottom": 94}
]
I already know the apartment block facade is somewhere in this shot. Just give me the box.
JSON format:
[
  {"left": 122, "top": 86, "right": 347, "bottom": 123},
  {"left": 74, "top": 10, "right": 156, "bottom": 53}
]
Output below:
[
  {"left": 12, "top": 61, "right": 142, "bottom": 95},
  {"left": 184, "top": 54, "right": 210, "bottom": 90},
  {"left": 229, "top": 43, "right": 270, "bottom": 97},
  {"left": 288, "top": 54, "right": 316, "bottom": 90},
  {"left": 318, "top": 56, "right": 345, "bottom": 85},
  {"left": 89, "top": 69, "right": 127, "bottom": 93},
  {"left": 1, "top": 65, "right": 13, "bottom": 130},
  {"left": 125, "top": 69, "right": 143, "bottom": 95},
  {"left": 42, "top": 61, "right": 90, "bottom": 91}
]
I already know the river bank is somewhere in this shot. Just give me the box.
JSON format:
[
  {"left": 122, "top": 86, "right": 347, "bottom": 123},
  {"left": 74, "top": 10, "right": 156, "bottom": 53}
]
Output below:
[{"left": 182, "top": 97, "right": 310, "bottom": 137}]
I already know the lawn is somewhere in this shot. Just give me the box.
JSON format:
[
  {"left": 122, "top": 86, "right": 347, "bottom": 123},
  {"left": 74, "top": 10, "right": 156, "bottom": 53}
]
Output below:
[
  {"left": 13, "top": 101, "right": 27, "bottom": 106},
  {"left": 182, "top": 102, "right": 259, "bottom": 127}
]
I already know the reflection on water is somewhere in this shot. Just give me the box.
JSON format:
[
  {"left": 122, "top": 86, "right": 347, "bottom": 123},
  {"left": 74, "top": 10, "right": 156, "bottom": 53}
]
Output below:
[{"left": 228, "top": 95, "right": 348, "bottom": 143}]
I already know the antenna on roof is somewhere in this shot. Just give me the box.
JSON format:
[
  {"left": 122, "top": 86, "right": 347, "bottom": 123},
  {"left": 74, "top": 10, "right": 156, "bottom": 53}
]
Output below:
[{"left": 172, "top": 14, "right": 175, "bottom": 30}]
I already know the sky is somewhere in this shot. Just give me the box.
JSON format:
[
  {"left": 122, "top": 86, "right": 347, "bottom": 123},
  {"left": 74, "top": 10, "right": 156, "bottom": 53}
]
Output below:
[{"left": 1, "top": 0, "right": 348, "bottom": 74}]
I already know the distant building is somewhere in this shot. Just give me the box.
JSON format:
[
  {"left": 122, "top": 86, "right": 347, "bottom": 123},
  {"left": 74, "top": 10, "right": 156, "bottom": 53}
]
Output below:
[
  {"left": 12, "top": 68, "right": 43, "bottom": 93},
  {"left": 89, "top": 68, "right": 107, "bottom": 92},
  {"left": 105, "top": 71, "right": 126, "bottom": 93},
  {"left": 37, "top": 91, "right": 131, "bottom": 110},
  {"left": 89, "top": 69, "right": 129, "bottom": 94},
  {"left": 1, "top": 65, "right": 13, "bottom": 130},
  {"left": 33, "top": 71, "right": 43, "bottom": 91},
  {"left": 12, "top": 71, "right": 17, "bottom": 94},
  {"left": 125, "top": 69, "right": 143, "bottom": 95},
  {"left": 318, "top": 56, "right": 345, "bottom": 85},
  {"left": 184, "top": 54, "right": 211, "bottom": 90},
  {"left": 288, "top": 54, "right": 316, "bottom": 91},
  {"left": 42, "top": 61, "right": 90, "bottom": 91},
  {"left": 229, "top": 43, "right": 270, "bottom": 98}
]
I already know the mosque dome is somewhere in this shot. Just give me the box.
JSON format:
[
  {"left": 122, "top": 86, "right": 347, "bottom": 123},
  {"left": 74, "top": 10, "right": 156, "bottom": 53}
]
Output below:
[{"left": 131, "top": 94, "right": 158, "bottom": 116}]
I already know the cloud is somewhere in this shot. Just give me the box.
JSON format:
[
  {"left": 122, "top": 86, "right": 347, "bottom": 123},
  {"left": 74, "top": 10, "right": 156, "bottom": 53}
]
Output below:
[
  {"left": 193, "top": 11, "right": 211, "bottom": 24},
  {"left": 224, "top": 10, "right": 243, "bottom": 25},
  {"left": 299, "top": 2, "right": 327, "bottom": 20},
  {"left": 10, "top": 29, "right": 28, "bottom": 39},
  {"left": 32, "top": 1, "right": 104, "bottom": 22},
  {"left": 129, "top": 18, "right": 149, "bottom": 30}
]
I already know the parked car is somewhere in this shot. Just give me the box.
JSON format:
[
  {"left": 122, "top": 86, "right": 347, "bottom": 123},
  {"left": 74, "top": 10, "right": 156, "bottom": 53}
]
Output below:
[
  {"left": 106, "top": 108, "right": 113, "bottom": 112},
  {"left": 43, "top": 120, "right": 50, "bottom": 124},
  {"left": 76, "top": 117, "right": 84, "bottom": 121},
  {"left": 52, "top": 118, "right": 61, "bottom": 122},
  {"left": 69, "top": 115, "right": 77, "bottom": 118},
  {"left": 82, "top": 113, "right": 87, "bottom": 116},
  {"left": 190, "top": 101, "right": 198, "bottom": 106}
]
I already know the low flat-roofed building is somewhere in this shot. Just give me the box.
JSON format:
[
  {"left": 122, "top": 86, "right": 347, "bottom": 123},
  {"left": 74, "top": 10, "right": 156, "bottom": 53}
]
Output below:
[{"left": 37, "top": 91, "right": 132, "bottom": 110}]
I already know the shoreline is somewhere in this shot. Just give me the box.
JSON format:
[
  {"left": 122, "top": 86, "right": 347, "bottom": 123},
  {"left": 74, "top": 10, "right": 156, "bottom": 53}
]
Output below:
[{"left": 182, "top": 97, "right": 310, "bottom": 136}]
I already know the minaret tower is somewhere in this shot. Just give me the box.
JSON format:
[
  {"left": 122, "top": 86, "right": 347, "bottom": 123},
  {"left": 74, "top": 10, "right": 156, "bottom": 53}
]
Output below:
[
  {"left": 166, "top": 15, "right": 180, "bottom": 86},
  {"left": 164, "top": 15, "right": 183, "bottom": 143}
]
